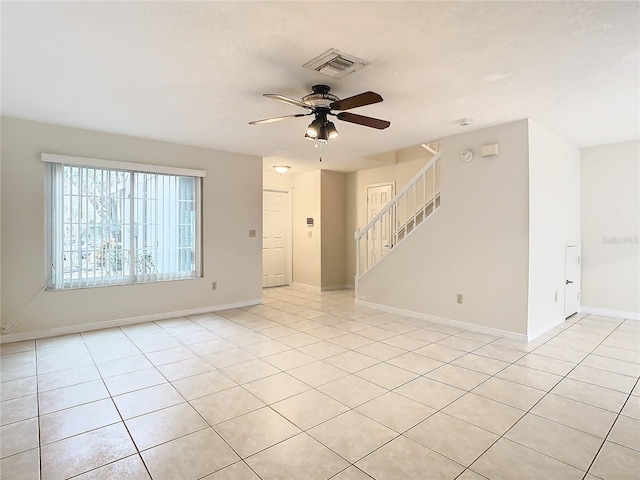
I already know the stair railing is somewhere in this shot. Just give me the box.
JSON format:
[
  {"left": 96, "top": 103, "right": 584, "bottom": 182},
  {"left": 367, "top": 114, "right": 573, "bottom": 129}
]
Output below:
[{"left": 355, "top": 151, "right": 441, "bottom": 280}]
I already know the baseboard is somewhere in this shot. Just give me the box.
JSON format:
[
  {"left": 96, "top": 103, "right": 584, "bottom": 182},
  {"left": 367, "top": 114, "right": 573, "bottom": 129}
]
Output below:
[
  {"left": 527, "top": 318, "right": 566, "bottom": 342},
  {"left": 0, "top": 298, "right": 264, "bottom": 344},
  {"left": 580, "top": 306, "right": 640, "bottom": 321},
  {"left": 321, "top": 284, "right": 354, "bottom": 292},
  {"left": 289, "top": 282, "right": 354, "bottom": 292},
  {"left": 354, "top": 299, "right": 528, "bottom": 342},
  {"left": 290, "top": 282, "right": 321, "bottom": 291}
]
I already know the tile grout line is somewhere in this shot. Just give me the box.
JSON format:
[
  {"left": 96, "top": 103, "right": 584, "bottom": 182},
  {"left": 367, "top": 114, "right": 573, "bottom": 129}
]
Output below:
[
  {"left": 352, "top": 332, "right": 539, "bottom": 475},
  {"left": 214, "top": 298, "right": 415, "bottom": 476},
  {"left": 35, "top": 341, "right": 42, "bottom": 480},
  {"left": 148, "top": 313, "right": 350, "bottom": 479},
  {"left": 577, "top": 316, "right": 640, "bottom": 480},
  {"left": 118, "top": 323, "right": 257, "bottom": 480},
  {"left": 580, "top": 382, "right": 638, "bottom": 480},
  {"left": 4, "top": 291, "right": 638, "bottom": 480},
  {"left": 90, "top": 322, "right": 262, "bottom": 479},
  {"left": 463, "top": 314, "right": 636, "bottom": 479},
  {"left": 297, "top": 328, "right": 534, "bottom": 476},
  {"left": 390, "top": 314, "right": 592, "bottom": 477},
  {"left": 80, "top": 328, "right": 154, "bottom": 480},
  {"left": 223, "top": 295, "right": 596, "bottom": 477}
]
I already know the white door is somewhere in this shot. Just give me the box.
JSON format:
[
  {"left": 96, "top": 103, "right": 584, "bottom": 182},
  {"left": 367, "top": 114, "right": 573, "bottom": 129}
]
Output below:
[
  {"left": 564, "top": 244, "right": 580, "bottom": 317},
  {"left": 367, "top": 183, "right": 393, "bottom": 266},
  {"left": 263, "top": 190, "right": 289, "bottom": 288}
]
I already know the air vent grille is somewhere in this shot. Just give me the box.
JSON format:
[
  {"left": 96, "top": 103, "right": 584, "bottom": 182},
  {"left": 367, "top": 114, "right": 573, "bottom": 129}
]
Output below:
[{"left": 303, "top": 48, "right": 368, "bottom": 79}]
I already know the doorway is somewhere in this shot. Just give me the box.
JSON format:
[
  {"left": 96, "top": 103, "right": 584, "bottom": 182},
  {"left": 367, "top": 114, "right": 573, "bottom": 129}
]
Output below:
[
  {"left": 564, "top": 243, "right": 581, "bottom": 317},
  {"left": 263, "top": 190, "right": 291, "bottom": 288},
  {"left": 366, "top": 183, "right": 394, "bottom": 267}
]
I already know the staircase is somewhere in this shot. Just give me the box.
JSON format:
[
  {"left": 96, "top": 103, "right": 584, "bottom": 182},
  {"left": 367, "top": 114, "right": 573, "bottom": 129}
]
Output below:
[{"left": 355, "top": 149, "right": 441, "bottom": 280}]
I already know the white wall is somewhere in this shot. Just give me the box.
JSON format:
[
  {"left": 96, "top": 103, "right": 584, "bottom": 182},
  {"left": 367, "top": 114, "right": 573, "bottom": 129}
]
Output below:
[
  {"left": 283, "top": 169, "right": 348, "bottom": 290},
  {"left": 0, "top": 121, "right": 2, "bottom": 325},
  {"left": 263, "top": 169, "right": 294, "bottom": 191},
  {"left": 581, "top": 140, "right": 639, "bottom": 315},
  {"left": 345, "top": 146, "right": 434, "bottom": 282},
  {"left": 321, "top": 170, "right": 346, "bottom": 289},
  {"left": 527, "top": 120, "right": 581, "bottom": 338},
  {"left": 357, "top": 120, "right": 531, "bottom": 336},
  {"left": 291, "top": 170, "right": 321, "bottom": 288},
  {"left": 1, "top": 117, "right": 263, "bottom": 337}
]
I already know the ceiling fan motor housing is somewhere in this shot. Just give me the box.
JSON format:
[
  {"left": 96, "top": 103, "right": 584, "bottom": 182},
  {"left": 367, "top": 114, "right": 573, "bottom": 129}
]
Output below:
[{"left": 302, "top": 85, "right": 339, "bottom": 108}]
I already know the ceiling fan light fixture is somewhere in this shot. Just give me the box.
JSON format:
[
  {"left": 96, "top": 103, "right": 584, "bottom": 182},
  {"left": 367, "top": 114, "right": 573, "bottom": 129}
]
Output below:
[
  {"left": 326, "top": 121, "right": 339, "bottom": 140},
  {"left": 317, "top": 124, "right": 329, "bottom": 142},
  {"left": 307, "top": 116, "right": 325, "bottom": 138}
]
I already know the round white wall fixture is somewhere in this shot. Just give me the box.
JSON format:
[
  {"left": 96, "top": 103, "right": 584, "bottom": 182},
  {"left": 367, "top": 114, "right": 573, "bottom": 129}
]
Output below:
[{"left": 461, "top": 149, "right": 474, "bottom": 162}]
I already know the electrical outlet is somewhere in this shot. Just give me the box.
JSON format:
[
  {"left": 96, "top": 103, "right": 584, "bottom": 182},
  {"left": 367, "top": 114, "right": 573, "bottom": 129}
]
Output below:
[
  {"left": 211, "top": 281, "right": 217, "bottom": 291},
  {"left": 249, "top": 230, "right": 256, "bottom": 237},
  {"left": 308, "top": 231, "right": 312, "bottom": 237},
  {"left": 457, "top": 294, "right": 463, "bottom": 304}
]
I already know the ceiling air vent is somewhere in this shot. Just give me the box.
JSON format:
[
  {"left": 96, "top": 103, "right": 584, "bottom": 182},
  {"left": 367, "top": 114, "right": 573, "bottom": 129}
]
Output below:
[{"left": 303, "top": 48, "right": 368, "bottom": 79}]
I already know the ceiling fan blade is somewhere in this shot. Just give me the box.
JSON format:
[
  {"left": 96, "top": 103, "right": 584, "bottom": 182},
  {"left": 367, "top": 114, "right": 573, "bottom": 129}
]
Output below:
[
  {"left": 249, "top": 113, "right": 308, "bottom": 125},
  {"left": 336, "top": 112, "right": 390, "bottom": 130},
  {"left": 330, "top": 91, "right": 383, "bottom": 111},
  {"left": 263, "top": 93, "right": 312, "bottom": 110}
]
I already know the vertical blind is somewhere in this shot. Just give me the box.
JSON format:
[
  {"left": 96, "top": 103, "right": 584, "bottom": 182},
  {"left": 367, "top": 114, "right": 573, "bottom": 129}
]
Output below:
[{"left": 45, "top": 156, "right": 203, "bottom": 290}]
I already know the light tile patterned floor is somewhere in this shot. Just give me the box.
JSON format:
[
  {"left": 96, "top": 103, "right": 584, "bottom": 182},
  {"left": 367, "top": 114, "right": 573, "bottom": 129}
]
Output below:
[{"left": 1, "top": 285, "right": 639, "bottom": 479}]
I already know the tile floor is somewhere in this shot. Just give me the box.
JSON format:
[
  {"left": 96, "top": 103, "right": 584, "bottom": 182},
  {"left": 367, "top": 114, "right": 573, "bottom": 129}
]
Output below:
[{"left": 1, "top": 285, "right": 639, "bottom": 480}]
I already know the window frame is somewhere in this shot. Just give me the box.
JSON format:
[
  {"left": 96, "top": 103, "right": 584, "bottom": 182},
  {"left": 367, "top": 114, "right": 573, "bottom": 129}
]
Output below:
[{"left": 43, "top": 153, "right": 205, "bottom": 290}]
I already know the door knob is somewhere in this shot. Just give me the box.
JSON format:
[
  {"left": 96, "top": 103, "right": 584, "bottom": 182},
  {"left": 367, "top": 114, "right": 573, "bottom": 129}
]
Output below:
[{"left": 566, "top": 280, "right": 573, "bottom": 284}]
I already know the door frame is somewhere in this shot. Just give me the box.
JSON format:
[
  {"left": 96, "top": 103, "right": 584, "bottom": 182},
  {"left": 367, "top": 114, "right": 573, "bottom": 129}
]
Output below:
[
  {"left": 564, "top": 241, "right": 581, "bottom": 317},
  {"left": 263, "top": 188, "right": 293, "bottom": 287}
]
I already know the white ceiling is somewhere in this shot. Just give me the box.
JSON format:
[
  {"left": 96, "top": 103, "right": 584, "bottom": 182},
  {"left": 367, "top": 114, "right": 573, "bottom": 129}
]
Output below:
[{"left": 2, "top": 1, "right": 638, "bottom": 173}]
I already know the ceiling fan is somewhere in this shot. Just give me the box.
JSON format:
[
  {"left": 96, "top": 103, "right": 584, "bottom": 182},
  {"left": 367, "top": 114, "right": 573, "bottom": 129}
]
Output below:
[{"left": 249, "top": 84, "right": 390, "bottom": 144}]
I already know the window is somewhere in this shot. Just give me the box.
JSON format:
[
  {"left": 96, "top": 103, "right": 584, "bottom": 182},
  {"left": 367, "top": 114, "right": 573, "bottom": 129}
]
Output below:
[{"left": 44, "top": 154, "right": 204, "bottom": 289}]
